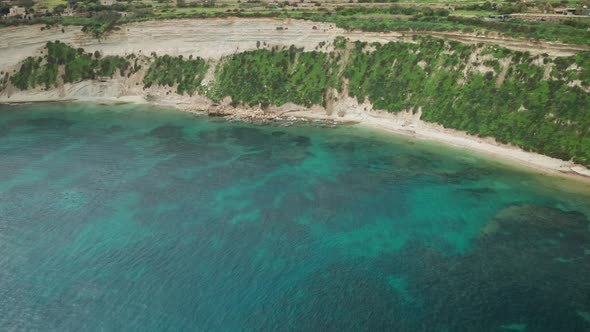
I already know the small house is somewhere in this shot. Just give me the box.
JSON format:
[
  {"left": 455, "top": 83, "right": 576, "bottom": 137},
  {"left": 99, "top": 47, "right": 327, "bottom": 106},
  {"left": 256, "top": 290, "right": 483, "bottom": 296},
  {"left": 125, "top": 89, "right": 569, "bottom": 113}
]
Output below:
[
  {"left": 62, "top": 7, "right": 75, "bottom": 17},
  {"left": 8, "top": 6, "right": 26, "bottom": 17}
]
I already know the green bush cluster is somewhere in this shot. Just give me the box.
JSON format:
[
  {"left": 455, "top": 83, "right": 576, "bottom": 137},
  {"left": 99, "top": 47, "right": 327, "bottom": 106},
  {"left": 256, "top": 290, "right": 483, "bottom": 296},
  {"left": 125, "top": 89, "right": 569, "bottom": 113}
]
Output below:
[
  {"left": 10, "top": 41, "right": 129, "bottom": 90},
  {"left": 97, "top": 56, "right": 130, "bottom": 78},
  {"left": 143, "top": 54, "right": 209, "bottom": 95},
  {"left": 10, "top": 57, "right": 45, "bottom": 90},
  {"left": 48, "top": 41, "right": 128, "bottom": 82},
  {"left": 210, "top": 46, "right": 339, "bottom": 107}
]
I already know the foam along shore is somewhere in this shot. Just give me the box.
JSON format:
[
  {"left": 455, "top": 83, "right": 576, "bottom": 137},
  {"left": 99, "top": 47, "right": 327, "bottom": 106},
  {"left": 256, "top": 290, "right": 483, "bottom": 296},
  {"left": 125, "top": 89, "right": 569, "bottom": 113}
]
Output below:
[{"left": 1, "top": 79, "right": 590, "bottom": 184}]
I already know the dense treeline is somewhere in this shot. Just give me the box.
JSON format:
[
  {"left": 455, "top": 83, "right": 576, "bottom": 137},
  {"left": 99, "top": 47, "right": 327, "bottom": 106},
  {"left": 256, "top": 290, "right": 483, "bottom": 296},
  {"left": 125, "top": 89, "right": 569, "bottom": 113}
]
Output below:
[
  {"left": 10, "top": 41, "right": 128, "bottom": 90},
  {"left": 209, "top": 38, "right": 590, "bottom": 166},
  {"left": 209, "top": 46, "right": 340, "bottom": 107},
  {"left": 10, "top": 57, "right": 46, "bottom": 90},
  {"left": 343, "top": 39, "right": 590, "bottom": 166},
  {"left": 143, "top": 54, "right": 209, "bottom": 95}
]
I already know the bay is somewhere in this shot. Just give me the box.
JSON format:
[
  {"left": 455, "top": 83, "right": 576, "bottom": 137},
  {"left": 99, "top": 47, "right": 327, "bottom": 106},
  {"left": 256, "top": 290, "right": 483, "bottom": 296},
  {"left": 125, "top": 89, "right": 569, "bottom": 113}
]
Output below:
[{"left": 0, "top": 103, "right": 589, "bottom": 331}]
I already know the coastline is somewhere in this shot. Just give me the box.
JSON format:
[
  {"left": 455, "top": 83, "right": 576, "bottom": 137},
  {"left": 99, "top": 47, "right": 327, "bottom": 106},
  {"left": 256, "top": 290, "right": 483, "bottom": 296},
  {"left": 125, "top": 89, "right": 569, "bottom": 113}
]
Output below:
[
  {"left": 2, "top": 90, "right": 590, "bottom": 186},
  {"left": 1, "top": 17, "right": 589, "bottom": 186},
  {"left": 289, "top": 106, "right": 590, "bottom": 184}
]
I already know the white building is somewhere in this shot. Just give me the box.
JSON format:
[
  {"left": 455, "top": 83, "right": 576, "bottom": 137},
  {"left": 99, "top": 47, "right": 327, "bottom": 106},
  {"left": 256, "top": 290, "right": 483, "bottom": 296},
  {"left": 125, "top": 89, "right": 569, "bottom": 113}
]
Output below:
[{"left": 8, "top": 6, "right": 26, "bottom": 17}]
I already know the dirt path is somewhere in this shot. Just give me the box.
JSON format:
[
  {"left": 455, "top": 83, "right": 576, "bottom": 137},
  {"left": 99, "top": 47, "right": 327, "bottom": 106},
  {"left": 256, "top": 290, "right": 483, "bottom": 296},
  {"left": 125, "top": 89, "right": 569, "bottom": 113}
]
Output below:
[
  {"left": 1, "top": 17, "right": 587, "bottom": 71},
  {"left": 408, "top": 30, "right": 589, "bottom": 56}
]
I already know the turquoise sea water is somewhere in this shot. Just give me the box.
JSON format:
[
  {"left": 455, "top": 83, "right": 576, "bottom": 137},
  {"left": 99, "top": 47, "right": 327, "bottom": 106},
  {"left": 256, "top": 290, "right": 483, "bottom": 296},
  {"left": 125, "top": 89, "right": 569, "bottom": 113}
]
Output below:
[{"left": 1, "top": 103, "right": 590, "bottom": 331}]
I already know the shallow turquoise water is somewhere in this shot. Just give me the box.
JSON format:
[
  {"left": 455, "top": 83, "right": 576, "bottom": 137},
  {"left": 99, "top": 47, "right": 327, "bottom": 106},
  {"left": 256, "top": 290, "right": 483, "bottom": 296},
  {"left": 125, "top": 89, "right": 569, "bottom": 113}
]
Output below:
[{"left": 0, "top": 103, "right": 589, "bottom": 331}]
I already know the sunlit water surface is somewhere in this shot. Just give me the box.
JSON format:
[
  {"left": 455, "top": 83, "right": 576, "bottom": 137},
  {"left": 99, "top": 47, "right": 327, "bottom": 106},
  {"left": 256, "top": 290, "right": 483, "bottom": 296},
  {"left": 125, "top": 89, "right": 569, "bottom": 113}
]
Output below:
[{"left": 1, "top": 103, "right": 589, "bottom": 331}]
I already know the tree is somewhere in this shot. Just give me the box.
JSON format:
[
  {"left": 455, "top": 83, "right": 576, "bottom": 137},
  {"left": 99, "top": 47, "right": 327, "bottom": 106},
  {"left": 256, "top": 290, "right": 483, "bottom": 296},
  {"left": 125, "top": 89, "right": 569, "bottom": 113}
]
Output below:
[
  {"left": 17, "top": 0, "right": 34, "bottom": 8},
  {"left": 0, "top": 5, "right": 9, "bottom": 16},
  {"left": 54, "top": 4, "right": 66, "bottom": 14}
]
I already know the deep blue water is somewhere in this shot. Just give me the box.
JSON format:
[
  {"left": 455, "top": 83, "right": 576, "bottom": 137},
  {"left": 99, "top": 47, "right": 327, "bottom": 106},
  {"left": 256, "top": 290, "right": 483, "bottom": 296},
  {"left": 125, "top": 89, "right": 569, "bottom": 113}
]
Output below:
[{"left": 0, "top": 103, "right": 589, "bottom": 331}]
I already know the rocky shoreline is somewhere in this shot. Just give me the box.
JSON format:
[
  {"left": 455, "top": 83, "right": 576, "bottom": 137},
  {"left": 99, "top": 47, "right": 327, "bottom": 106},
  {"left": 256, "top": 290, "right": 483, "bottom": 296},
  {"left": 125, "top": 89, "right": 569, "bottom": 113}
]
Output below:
[{"left": 4, "top": 90, "right": 590, "bottom": 186}]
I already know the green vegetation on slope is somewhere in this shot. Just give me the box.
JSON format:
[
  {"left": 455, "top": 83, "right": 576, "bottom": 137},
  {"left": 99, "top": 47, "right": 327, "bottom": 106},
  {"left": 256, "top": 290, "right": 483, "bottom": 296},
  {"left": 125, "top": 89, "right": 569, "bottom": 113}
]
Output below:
[
  {"left": 209, "top": 46, "right": 340, "bottom": 107},
  {"left": 208, "top": 38, "right": 590, "bottom": 166},
  {"left": 143, "top": 54, "right": 209, "bottom": 95},
  {"left": 343, "top": 38, "right": 590, "bottom": 165},
  {"left": 9, "top": 57, "right": 46, "bottom": 90},
  {"left": 10, "top": 41, "right": 128, "bottom": 90}
]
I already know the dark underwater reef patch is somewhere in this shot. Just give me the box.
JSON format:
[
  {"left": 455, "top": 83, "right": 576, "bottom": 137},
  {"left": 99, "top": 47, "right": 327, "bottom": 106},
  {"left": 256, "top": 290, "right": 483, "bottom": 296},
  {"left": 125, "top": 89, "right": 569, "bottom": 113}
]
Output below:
[{"left": 244, "top": 204, "right": 590, "bottom": 331}]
